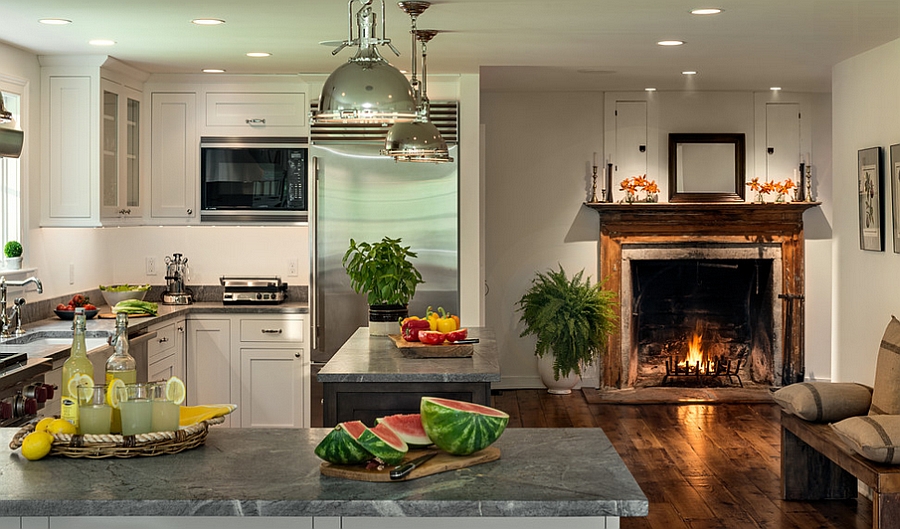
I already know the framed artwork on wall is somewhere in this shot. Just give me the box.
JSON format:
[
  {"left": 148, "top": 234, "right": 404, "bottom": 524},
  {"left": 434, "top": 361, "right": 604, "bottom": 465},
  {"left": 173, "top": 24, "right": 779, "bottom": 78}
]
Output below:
[
  {"left": 858, "top": 146, "right": 883, "bottom": 252},
  {"left": 891, "top": 144, "right": 900, "bottom": 253}
]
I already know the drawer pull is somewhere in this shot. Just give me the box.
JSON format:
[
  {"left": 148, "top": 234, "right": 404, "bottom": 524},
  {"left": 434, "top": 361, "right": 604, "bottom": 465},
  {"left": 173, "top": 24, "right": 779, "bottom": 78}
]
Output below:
[
  {"left": 294, "top": 352, "right": 301, "bottom": 358},
  {"left": 261, "top": 328, "right": 283, "bottom": 334},
  {"left": 158, "top": 337, "right": 169, "bottom": 343},
  {"left": 246, "top": 118, "right": 267, "bottom": 125}
]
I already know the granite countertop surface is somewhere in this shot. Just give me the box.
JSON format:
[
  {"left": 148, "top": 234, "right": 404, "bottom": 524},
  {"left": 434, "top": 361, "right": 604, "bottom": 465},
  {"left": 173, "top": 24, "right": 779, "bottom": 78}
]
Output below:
[
  {"left": 0, "top": 427, "right": 648, "bottom": 518},
  {"left": 317, "top": 327, "right": 501, "bottom": 384},
  {"left": 0, "top": 301, "right": 309, "bottom": 389}
]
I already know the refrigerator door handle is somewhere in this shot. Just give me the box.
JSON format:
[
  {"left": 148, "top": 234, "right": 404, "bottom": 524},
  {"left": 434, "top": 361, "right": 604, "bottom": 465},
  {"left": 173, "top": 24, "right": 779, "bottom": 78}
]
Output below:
[{"left": 310, "top": 155, "right": 320, "bottom": 353}]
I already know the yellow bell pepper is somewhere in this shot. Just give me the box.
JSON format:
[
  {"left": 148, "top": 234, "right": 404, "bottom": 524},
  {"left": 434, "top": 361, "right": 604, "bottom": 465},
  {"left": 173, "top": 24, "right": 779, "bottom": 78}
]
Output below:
[
  {"left": 435, "top": 307, "right": 459, "bottom": 333},
  {"left": 426, "top": 306, "right": 440, "bottom": 331}
]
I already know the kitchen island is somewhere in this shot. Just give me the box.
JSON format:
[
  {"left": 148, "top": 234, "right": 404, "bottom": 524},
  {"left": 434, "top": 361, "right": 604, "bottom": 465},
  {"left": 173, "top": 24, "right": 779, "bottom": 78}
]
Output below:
[
  {"left": 318, "top": 327, "right": 501, "bottom": 426},
  {"left": 0, "top": 426, "right": 647, "bottom": 528}
]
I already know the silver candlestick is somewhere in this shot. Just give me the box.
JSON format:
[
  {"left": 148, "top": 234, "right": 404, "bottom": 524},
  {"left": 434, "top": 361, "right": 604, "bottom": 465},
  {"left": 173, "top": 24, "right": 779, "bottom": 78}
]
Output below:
[
  {"left": 589, "top": 165, "right": 599, "bottom": 203},
  {"left": 805, "top": 165, "right": 813, "bottom": 202}
]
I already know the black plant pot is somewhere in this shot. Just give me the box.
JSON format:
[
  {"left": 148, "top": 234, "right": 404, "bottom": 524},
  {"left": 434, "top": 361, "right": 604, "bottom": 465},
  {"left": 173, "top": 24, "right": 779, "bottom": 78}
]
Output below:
[{"left": 368, "top": 304, "right": 408, "bottom": 336}]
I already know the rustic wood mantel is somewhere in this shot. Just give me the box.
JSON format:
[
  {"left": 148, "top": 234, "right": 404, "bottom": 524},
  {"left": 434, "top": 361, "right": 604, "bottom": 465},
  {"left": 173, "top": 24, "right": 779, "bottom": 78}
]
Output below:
[{"left": 584, "top": 202, "right": 820, "bottom": 389}]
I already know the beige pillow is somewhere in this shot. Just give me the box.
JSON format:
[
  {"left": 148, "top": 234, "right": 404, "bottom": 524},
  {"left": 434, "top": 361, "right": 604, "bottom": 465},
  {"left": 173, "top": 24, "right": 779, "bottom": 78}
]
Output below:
[
  {"left": 832, "top": 415, "right": 900, "bottom": 464},
  {"left": 773, "top": 382, "right": 872, "bottom": 422},
  {"left": 870, "top": 316, "right": 900, "bottom": 415}
]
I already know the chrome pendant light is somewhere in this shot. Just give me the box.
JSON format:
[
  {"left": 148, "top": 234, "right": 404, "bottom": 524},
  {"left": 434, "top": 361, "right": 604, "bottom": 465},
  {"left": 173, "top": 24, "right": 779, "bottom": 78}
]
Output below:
[
  {"left": 0, "top": 92, "right": 23, "bottom": 159},
  {"left": 382, "top": 3, "right": 453, "bottom": 163},
  {"left": 312, "top": 0, "right": 418, "bottom": 125}
]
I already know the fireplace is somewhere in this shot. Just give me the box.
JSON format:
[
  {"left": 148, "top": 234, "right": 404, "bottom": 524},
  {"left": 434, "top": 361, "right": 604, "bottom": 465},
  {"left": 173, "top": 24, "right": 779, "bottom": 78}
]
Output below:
[{"left": 585, "top": 202, "right": 818, "bottom": 389}]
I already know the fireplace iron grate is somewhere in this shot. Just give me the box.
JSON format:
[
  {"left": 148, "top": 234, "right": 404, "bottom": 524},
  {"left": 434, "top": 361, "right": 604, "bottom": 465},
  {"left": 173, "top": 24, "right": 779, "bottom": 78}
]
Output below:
[{"left": 663, "top": 356, "right": 744, "bottom": 388}]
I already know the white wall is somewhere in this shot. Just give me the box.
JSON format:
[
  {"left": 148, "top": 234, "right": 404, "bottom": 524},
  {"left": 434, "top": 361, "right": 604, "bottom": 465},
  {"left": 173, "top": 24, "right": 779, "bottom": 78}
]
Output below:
[
  {"left": 483, "top": 89, "right": 833, "bottom": 388},
  {"left": 832, "top": 37, "right": 900, "bottom": 384}
]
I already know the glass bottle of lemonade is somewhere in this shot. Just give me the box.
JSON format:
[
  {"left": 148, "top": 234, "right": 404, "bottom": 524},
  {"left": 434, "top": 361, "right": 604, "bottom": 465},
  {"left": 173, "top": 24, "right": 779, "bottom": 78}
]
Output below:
[
  {"left": 106, "top": 312, "right": 136, "bottom": 433},
  {"left": 61, "top": 308, "right": 93, "bottom": 428}
]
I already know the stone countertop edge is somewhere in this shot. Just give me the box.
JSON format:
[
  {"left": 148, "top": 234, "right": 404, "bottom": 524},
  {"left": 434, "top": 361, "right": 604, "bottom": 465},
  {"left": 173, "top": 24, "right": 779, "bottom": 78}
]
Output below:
[
  {"left": 0, "top": 301, "right": 309, "bottom": 388},
  {"left": 317, "top": 327, "right": 501, "bottom": 383},
  {"left": 0, "top": 428, "right": 649, "bottom": 518}
]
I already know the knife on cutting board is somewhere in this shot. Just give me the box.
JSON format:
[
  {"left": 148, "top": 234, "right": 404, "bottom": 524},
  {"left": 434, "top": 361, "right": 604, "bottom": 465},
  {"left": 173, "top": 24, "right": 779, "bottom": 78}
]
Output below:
[{"left": 390, "top": 452, "right": 437, "bottom": 480}]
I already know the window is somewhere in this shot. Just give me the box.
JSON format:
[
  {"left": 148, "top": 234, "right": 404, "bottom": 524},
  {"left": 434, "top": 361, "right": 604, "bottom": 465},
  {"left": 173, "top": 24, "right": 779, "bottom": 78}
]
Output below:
[{"left": 0, "top": 88, "right": 21, "bottom": 261}]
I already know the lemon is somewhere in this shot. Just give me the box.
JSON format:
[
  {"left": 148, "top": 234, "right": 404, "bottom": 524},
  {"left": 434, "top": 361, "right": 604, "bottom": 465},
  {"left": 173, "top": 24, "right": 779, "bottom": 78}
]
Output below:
[
  {"left": 106, "top": 378, "right": 126, "bottom": 408},
  {"left": 67, "top": 373, "right": 94, "bottom": 405},
  {"left": 46, "top": 418, "right": 76, "bottom": 435},
  {"left": 21, "top": 431, "right": 54, "bottom": 461},
  {"left": 34, "top": 417, "right": 55, "bottom": 432},
  {"left": 166, "top": 376, "right": 186, "bottom": 405}
]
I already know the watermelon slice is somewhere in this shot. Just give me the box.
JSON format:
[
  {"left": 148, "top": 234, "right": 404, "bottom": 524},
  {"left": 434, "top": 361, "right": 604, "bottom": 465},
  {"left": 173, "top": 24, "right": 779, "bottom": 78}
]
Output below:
[
  {"left": 314, "top": 420, "right": 371, "bottom": 465},
  {"left": 376, "top": 413, "right": 433, "bottom": 447},
  {"left": 356, "top": 423, "right": 409, "bottom": 465},
  {"left": 420, "top": 397, "right": 509, "bottom": 456}
]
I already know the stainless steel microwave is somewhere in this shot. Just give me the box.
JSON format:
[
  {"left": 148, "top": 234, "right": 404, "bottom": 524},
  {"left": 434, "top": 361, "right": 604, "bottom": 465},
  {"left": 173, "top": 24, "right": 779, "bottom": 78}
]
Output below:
[{"left": 200, "top": 137, "right": 308, "bottom": 222}]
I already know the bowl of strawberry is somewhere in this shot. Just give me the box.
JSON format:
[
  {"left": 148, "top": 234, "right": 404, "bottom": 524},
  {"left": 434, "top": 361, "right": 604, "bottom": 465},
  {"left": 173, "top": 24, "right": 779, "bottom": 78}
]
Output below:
[{"left": 54, "top": 294, "right": 98, "bottom": 320}]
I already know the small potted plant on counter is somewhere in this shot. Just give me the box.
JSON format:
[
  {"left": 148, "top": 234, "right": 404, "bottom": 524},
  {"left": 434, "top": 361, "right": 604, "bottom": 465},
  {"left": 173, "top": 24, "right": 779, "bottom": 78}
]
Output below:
[
  {"left": 4, "top": 240, "right": 22, "bottom": 270},
  {"left": 342, "top": 236, "right": 424, "bottom": 336},
  {"left": 517, "top": 265, "right": 617, "bottom": 394}
]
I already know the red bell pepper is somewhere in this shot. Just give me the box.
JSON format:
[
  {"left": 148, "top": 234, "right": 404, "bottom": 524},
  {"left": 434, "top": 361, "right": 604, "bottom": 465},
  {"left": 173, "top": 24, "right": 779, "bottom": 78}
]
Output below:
[
  {"left": 419, "top": 331, "right": 447, "bottom": 345},
  {"left": 445, "top": 328, "right": 468, "bottom": 342},
  {"left": 402, "top": 319, "right": 431, "bottom": 342}
]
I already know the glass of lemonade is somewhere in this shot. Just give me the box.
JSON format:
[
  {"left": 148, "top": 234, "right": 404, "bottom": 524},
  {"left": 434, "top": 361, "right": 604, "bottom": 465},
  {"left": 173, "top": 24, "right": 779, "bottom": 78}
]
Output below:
[
  {"left": 79, "top": 385, "right": 112, "bottom": 435},
  {"left": 118, "top": 383, "right": 152, "bottom": 436},
  {"left": 149, "top": 382, "right": 181, "bottom": 432}
]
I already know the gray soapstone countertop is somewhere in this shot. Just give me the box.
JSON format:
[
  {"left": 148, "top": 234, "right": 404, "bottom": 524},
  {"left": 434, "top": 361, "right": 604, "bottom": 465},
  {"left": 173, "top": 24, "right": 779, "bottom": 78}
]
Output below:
[
  {"left": 318, "top": 327, "right": 501, "bottom": 383},
  {"left": 0, "top": 427, "right": 648, "bottom": 518}
]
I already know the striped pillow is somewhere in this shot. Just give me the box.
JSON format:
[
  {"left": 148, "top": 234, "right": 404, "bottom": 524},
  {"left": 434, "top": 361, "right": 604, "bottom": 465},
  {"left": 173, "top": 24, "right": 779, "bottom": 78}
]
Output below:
[
  {"left": 773, "top": 382, "right": 872, "bottom": 422},
  {"left": 869, "top": 316, "right": 900, "bottom": 416},
  {"left": 832, "top": 415, "right": 900, "bottom": 464}
]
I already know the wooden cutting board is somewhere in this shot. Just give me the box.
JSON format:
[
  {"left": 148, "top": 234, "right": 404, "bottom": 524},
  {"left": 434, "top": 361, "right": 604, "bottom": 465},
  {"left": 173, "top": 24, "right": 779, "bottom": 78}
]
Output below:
[
  {"left": 388, "top": 334, "right": 474, "bottom": 358},
  {"left": 98, "top": 312, "right": 153, "bottom": 319},
  {"left": 320, "top": 447, "right": 500, "bottom": 482}
]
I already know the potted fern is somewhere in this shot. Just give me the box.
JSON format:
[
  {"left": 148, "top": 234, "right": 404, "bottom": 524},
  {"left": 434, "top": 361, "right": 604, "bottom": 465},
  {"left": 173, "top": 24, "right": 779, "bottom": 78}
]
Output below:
[
  {"left": 342, "top": 236, "right": 424, "bottom": 336},
  {"left": 517, "top": 265, "right": 618, "bottom": 394},
  {"left": 3, "top": 240, "right": 22, "bottom": 270}
]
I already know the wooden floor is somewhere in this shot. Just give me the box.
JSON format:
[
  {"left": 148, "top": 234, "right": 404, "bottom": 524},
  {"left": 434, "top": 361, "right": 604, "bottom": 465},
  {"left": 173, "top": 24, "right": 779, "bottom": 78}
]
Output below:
[{"left": 491, "top": 389, "right": 873, "bottom": 529}]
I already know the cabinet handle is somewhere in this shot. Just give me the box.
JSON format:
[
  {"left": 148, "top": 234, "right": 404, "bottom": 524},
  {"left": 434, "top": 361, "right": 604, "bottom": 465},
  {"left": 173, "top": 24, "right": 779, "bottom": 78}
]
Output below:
[
  {"left": 158, "top": 337, "right": 169, "bottom": 343},
  {"left": 246, "top": 118, "right": 266, "bottom": 125},
  {"left": 261, "top": 329, "right": 283, "bottom": 334},
  {"left": 294, "top": 352, "right": 301, "bottom": 358},
  {"left": 177, "top": 326, "right": 184, "bottom": 332},
  {"left": 187, "top": 209, "right": 193, "bottom": 215}
]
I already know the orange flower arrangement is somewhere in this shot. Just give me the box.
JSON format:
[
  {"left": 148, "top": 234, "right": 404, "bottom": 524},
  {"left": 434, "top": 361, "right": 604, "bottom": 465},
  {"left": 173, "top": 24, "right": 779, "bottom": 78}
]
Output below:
[
  {"left": 619, "top": 174, "right": 658, "bottom": 202},
  {"left": 746, "top": 178, "right": 794, "bottom": 202}
]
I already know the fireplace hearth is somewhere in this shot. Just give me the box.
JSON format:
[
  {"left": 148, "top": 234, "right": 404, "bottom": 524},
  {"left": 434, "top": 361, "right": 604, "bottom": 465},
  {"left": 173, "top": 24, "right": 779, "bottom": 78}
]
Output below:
[{"left": 585, "top": 202, "right": 818, "bottom": 390}]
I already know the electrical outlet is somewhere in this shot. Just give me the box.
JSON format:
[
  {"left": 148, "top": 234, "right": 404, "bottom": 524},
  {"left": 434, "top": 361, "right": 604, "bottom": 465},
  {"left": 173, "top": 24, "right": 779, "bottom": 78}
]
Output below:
[
  {"left": 288, "top": 258, "right": 299, "bottom": 277},
  {"left": 146, "top": 257, "right": 157, "bottom": 275},
  {"left": 69, "top": 263, "right": 75, "bottom": 285}
]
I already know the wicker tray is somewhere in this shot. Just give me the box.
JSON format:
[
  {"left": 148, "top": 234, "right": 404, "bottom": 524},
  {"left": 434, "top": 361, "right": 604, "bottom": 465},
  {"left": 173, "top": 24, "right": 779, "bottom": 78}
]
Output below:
[{"left": 8, "top": 417, "right": 225, "bottom": 459}]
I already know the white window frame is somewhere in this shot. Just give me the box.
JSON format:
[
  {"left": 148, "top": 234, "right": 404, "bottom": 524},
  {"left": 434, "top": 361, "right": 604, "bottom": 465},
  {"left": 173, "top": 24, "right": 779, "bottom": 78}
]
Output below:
[{"left": 0, "top": 75, "right": 26, "bottom": 268}]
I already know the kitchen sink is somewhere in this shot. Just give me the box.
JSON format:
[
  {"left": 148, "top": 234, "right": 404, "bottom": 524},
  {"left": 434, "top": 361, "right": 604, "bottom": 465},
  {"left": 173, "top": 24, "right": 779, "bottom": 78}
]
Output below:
[{"left": 3, "top": 331, "right": 111, "bottom": 352}]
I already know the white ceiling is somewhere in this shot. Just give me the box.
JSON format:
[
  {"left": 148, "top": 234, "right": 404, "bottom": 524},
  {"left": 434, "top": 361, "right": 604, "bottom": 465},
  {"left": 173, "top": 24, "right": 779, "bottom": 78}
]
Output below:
[{"left": 2, "top": 0, "right": 899, "bottom": 93}]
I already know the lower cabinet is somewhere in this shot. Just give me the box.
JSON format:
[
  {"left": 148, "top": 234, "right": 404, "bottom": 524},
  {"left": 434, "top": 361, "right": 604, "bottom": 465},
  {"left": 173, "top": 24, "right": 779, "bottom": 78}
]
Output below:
[
  {"left": 186, "top": 314, "right": 308, "bottom": 428},
  {"left": 147, "top": 318, "right": 185, "bottom": 383}
]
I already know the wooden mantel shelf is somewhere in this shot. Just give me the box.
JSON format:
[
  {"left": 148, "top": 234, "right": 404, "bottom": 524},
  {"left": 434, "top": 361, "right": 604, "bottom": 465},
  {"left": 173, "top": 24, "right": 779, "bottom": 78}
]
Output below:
[{"left": 584, "top": 202, "right": 820, "bottom": 237}]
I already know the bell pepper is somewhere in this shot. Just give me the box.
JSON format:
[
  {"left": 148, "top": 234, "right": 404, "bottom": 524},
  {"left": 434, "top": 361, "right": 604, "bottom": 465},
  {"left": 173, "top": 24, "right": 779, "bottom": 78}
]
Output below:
[
  {"left": 402, "top": 318, "right": 431, "bottom": 342},
  {"left": 435, "top": 307, "right": 459, "bottom": 334},
  {"left": 445, "top": 328, "right": 468, "bottom": 342},
  {"left": 426, "top": 306, "right": 440, "bottom": 331},
  {"left": 419, "top": 330, "right": 447, "bottom": 345}
]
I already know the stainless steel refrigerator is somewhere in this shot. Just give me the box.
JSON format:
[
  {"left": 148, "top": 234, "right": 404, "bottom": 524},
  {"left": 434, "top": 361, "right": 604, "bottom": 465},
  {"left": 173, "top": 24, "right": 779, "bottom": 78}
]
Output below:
[{"left": 309, "top": 143, "right": 459, "bottom": 425}]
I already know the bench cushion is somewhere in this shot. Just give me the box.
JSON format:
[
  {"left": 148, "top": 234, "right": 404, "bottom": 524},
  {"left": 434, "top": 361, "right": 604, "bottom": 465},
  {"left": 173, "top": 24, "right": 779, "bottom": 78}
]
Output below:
[
  {"left": 832, "top": 415, "right": 900, "bottom": 464},
  {"left": 871, "top": 316, "right": 900, "bottom": 415},
  {"left": 773, "top": 382, "right": 873, "bottom": 422}
]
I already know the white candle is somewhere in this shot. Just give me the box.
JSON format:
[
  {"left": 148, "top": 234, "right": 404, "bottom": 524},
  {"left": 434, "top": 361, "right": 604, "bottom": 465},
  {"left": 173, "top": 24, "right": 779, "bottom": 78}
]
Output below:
[
  {"left": 806, "top": 152, "right": 811, "bottom": 167},
  {"left": 793, "top": 168, "right": 799, "bottom": 181},
  {"left": 593, "top": 152, "right": 598, "bottom": 167}
]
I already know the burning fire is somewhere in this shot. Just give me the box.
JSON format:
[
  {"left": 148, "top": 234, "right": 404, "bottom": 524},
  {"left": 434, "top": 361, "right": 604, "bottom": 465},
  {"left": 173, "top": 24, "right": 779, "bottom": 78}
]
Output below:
[{"left": 678, "top": 326, "right": 707, "bottom": 373}]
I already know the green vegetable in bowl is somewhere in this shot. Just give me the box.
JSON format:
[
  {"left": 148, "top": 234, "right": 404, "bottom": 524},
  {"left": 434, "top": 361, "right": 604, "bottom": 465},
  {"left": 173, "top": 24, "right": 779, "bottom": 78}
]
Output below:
[{"left": 100, "top": 284, "right": 151, "bottom": 292}]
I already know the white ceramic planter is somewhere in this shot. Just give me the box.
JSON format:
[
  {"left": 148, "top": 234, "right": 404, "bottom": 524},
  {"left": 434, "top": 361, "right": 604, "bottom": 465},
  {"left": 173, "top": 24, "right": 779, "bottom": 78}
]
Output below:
[
  {"left": 4, "top": 256, "right": 22, "bottom": 270},
  {"left": 537, "top": 353, "right": 581, "bottom": 395}
]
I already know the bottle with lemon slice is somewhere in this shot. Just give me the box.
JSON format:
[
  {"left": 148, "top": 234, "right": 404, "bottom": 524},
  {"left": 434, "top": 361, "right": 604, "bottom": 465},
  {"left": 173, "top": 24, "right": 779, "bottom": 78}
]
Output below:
[
  {"left": 106, "top": 313, "right": 136, "bottom": 433},
  {"left": 61, "top": 308, "right": 94, "bottom": 429}
]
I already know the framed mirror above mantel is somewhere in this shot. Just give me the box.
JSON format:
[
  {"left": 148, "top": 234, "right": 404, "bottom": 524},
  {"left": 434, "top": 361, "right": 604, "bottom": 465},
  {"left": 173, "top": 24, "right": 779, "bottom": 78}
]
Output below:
[{"left": 668, "top": 133, "right": 746, "bottom": 203}]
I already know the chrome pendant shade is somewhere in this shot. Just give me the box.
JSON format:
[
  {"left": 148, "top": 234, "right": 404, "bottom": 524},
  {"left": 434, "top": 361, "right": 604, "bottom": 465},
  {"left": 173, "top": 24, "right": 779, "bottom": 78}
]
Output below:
[
  {"left": 312, "top": 0, "right": 417, "bottom": 125},
  {"left": 0, "top": 92, "right": 23, "bottom": 159}
]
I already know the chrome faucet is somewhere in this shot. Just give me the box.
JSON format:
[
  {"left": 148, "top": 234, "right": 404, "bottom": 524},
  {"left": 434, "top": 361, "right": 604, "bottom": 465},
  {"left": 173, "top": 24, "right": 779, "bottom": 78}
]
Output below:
[{"left": 0, "top": 276, "right": 43, "bottom": 339}]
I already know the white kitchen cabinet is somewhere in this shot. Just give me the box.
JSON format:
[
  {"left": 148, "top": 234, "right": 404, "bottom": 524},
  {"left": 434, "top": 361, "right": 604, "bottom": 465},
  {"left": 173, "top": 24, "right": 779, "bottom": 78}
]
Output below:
[
  {"left": 150, "top": 92, "right": 198, "bottom": 220},
  {"left": 204, "top": 92, "right": 307, "bottom": 137},
  {"left": 40, "top": 56, "right": 149, "bottom": 227},
  {"left": 100, "top": 78, "right": 142, "bottom": 220},
  {"left": 147, "top": 318, "right": 185, "bottom": 382},
  {"left": 236, "top": 316, "right": 308, "bottom": 428},
  {"left": 186, "top": 317, "right": 233, "bottom": 427}
]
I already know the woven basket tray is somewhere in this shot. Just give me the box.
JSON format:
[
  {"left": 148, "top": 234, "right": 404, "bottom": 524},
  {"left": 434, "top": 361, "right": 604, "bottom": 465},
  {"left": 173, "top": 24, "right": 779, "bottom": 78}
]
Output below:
[{"left": 8, "top": 417, "right": 225, "bottom": 459}]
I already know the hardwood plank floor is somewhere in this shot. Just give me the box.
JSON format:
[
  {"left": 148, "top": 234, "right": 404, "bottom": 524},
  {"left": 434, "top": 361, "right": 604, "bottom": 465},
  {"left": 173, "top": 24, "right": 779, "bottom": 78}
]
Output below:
[{"left": 491, "top": 389, "right": 873, "bottom": 529}]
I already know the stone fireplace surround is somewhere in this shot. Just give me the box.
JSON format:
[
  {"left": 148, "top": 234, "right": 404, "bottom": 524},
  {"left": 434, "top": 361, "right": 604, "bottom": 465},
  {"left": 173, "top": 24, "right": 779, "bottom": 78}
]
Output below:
[{"left": 585, "top": 202, "right": 819, "bottom": 390}]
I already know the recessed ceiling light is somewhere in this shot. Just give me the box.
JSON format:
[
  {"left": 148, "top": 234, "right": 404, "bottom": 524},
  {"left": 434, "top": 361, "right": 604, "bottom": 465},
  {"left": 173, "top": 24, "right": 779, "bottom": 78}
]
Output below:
[
  {"left": 645, "top": 88, "right": 657, "bottom": 92},
  {"left": 682, "top": 70, "right": 697, "bottom": 75},
  {"left": 89, "top": 39, "right": 116, "bottom": 46},
  {"left": 657, "top": 40, "right": 684, "bottom": 46},
  {"left": 246, "top": 52, "right": 271, "bottom": 58},
  {"left": 39, "top": 18, "right": 72, "bottom": 25},
  {"left": 691, "top": 8, "right": 722, "bottom": 15},
  {"left": 192, "top": 18, "right": 225, "bottom": 25},
  {"left": 770, "top": 87, "right": 782, "bottom": 91},
  {"left": 203, "top": 69, "right": 226, "bottom": 73}
]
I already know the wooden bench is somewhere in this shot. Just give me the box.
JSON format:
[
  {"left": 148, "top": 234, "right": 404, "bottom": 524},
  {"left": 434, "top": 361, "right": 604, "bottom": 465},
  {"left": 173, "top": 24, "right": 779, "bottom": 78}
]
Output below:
[{"left": 781, "top": 410, "right": 900, "bottom": 528}]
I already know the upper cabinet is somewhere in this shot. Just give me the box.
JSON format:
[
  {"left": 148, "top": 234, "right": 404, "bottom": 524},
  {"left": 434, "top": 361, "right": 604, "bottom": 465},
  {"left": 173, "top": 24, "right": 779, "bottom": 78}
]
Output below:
[
  {"left": 204, "top": 92, "right": 308, "bottom": 137},
  {"left": 150, "top": 92, "right": 197, "bottom": 220},
  {"left": 40, "top": 56, "right": 149, "bottom": 227}
]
